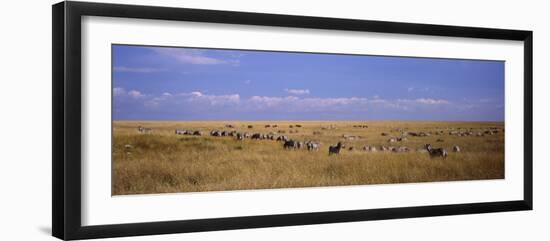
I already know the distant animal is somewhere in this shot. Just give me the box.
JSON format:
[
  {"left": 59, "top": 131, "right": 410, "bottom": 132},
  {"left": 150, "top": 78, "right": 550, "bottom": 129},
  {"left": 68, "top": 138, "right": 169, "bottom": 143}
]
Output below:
[
  {"left": 381, "top": 132, "right": 389, "bottom": 136},
  {"left": 453, "top": 145, "right": 461, "bottom": 152},
  {"left": 137, "top": 126, "right": 152, "bottom": 134},
  {"left": 277, "top": 135, "right": 289, "bottom": 142},
  {"left": 193, "top": 130, "right": 202, "bottom": 136},
  {"left": 272, "top": 125, "right": 278, "bottom": 128},
  {"left": 436, "top": 139, "right": 444, "bottom": 142},
  {"left": 313, "top": 131, "right": 323, "bottom": 135},
  {"left": 225, "top": 124, "right": 235, "bottom": 128},
  {"left": 328, "top": 142, "right": 344, "bottom": 155},
  {"left": 248, "top": 125, "right": 254, "bottom": 129},
  {"left": 295, "top": 124, "right": 302, "bottom": 128},
  {"left": 393, "top": 146, "right": 409, "bottom": 153},
  {"left": 297, "top": 141, "right": 304, "bottom": 149},
  {"left": 210, "top": 130, "right": 222, "bottom": 136},
  {"left": 175, "top": 129, "right": 187, "bottom": 135},
  {"left": 265, "top": 124, "right": 271, "bottom": 128},
  {"left": 425, "top": 144, "right": 448, "bottom": 159},
  {"left": 306, "top": 141, "right": 320, "bottom": 151},
  {"left": 348, "top": 146, "right": 354, "bottom": 151},
  {"left": 236, "top": 132, "right": 244, "bottom": 140},
  {"left": 289, "top": 125, "right": 294, "bottom": 128},
  {"left": 251, "top": 133, "right": 262, "bottom": 139},
  {"left": 388, "top": 137, "right": 397, "bottom": 143},
  {"left": 283, "top": 140, "right": 298, "bottom": 149}
]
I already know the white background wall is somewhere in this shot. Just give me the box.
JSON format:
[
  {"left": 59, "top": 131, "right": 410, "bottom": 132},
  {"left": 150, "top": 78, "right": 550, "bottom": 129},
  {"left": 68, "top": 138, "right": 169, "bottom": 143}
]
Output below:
[{"left": 0, "top": 0, "right": 547, "bottom": 240}]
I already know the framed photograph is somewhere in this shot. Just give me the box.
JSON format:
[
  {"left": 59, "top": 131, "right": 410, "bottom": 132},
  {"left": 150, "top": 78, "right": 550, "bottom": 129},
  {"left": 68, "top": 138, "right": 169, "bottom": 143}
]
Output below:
[{"left": 52, "top": 1, "right": 533, "bottom": 240}]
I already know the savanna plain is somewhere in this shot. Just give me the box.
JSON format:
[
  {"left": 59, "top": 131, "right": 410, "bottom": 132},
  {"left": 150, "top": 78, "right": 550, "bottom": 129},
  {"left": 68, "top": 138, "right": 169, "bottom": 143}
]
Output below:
[{"left": 113, "top": 121, "right": 504, "bottom": 195}]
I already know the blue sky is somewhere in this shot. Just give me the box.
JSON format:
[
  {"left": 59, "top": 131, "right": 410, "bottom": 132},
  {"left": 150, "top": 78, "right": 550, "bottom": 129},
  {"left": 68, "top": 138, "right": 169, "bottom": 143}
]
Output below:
[{"left": 112, "top": 45, "right": 504, "bottom": 121}]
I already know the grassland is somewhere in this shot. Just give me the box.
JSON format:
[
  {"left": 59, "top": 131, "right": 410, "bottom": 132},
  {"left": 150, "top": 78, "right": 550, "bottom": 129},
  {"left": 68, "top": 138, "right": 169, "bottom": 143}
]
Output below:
[{"left": 112, "top": 121, "right": 504, "bottom": 195}]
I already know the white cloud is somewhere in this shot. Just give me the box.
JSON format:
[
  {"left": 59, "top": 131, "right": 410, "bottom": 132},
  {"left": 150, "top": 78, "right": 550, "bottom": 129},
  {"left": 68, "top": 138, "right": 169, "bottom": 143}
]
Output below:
[
  {"left": 113, "top": 87, "right": 126, "bottom": 96},
  {"left": 115, "top": 88, "right": 452, "bottom": 114},
  {"left": 127, "top": 90, "right": 144, "bottom": 98},
  {"left": 285, "top": 88, "right": 310, "bottom": 95},
  {"left": 413, "top": 98, "right": 449, "bottom": 105},
  {"left": 151, "top": 48, "right": 239, "bottom": 65},
  {"left": 113, "top": 88, "right": 145, "bottom": 98}
]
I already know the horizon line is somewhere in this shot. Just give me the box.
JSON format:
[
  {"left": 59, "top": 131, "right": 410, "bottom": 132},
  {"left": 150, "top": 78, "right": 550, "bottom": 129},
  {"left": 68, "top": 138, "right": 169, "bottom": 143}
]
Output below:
[{"left": 112, "top": 119, "right": 505, "bottom": 123}]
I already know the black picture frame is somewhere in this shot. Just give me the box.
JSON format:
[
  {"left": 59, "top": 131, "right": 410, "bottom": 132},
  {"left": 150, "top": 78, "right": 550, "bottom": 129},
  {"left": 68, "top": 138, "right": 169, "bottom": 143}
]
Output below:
[{"left": 52, "top": 1, "right": 533, "bottom": 240}]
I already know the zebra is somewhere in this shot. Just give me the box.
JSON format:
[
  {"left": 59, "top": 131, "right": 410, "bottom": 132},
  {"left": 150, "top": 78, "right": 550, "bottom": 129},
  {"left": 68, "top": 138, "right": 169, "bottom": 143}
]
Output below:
[
  {"left": 137, "top": 126, "right": 152, "bottom": 134},
  {"left": 363, "top": 145, "right": 377, "bottom": 152},
  {"left": 393, "top": 146, "right": 409, "bottom": 153},
  {"left": 175, "top": 129, "right": 187, "bottom": 135},
  {"left": 425, "top": 144, "right": 448, "bottom": 159},
  {"left": 283, "top": 140, "right": 298, "bottom": 149},
  {"left": 306, "top": 141, "right": 320, "bottom": 151},
  {"left": 328, "top": 142, "right": 344, "bottom": 155},
  {"left": 453, "top": 145, "right": 461, "bottom": 152},
  {"left": 276, "top": 135, "right": 289, "bottom": 142}
]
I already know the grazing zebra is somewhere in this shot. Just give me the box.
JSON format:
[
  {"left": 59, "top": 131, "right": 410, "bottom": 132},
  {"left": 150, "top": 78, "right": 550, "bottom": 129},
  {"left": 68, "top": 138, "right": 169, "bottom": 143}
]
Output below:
[
  {"left": 251, "top": 133, "right": 262, "bottom": 139},
  {"left": 175, "top": 129, "right": 187, "bottom": 135},
  {"left": 193, "top": 130, "right": 202, "bottom": 136},
  {"left": 306, "top": 141, "right": 320, "bottom": 151},
  {"left": 425, "top": 144, "right": 448, "bottom": 159},
  {"left": 453, "top": 145, "right": 461, "bottom": 152},
  {"left": 276, "top": 135, "right": 289, "bottom": 142},
  {"left": 328, "top": 142, "right": 344, "bottom": 155},
  {"left": 393, "top": 146, "right": 409, "bottom": 153},
  {"left": 236, "top": 132, "right": 244, "bottom": 140},
  {"left": 283, "top": 140, "right": 298, "bottom": 149},
  {"left": 137, "top": 126, "right": 152, "bottom": 134}
]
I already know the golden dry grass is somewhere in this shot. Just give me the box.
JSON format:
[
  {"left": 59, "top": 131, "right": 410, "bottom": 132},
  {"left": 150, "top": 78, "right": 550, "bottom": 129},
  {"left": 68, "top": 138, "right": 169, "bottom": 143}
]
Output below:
[{"left": 112, "top": 121, "right": 504, "bottom": 195}]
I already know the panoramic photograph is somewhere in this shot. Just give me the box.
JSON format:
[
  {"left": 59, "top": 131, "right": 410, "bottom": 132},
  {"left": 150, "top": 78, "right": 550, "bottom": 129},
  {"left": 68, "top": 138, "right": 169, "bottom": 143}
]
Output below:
[{"left": 112, "top": 44, "right": 505, "bottom": 195}]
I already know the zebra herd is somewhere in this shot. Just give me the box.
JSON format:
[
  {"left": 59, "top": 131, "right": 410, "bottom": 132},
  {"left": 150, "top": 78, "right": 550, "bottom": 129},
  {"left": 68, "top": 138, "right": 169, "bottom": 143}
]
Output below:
[
  {"left": 208, "top": 128, "right": 322, "bottom": 152},
  {"left": 138, "top": 125, "right": 467, "bottom": 158}
]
